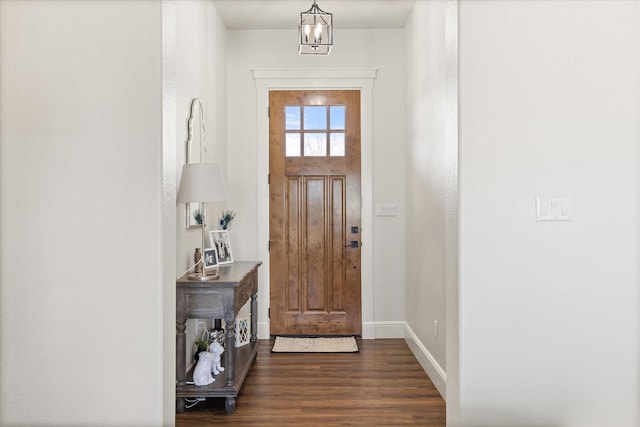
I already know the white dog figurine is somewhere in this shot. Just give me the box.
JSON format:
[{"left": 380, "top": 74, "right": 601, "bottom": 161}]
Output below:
[
  {"left": 209, "top": 341, "right": 225, "bottom": 375},
  {"left": 192, "top": 351, "right": 215, "bottom": 386}
]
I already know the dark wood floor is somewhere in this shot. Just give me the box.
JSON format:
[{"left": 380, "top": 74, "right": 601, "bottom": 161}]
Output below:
[{"left": 175, "top": 339, "right": 446, "bottom": 426}]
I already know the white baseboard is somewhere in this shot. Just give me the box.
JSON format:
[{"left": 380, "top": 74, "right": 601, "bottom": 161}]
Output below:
[
  {"left": 362, "top": 322, "right": 376, "bottom": 339},
  {"left": 362, "top": 321, "right": 405, "bottom": 339},
  {"left": 404, "top": 323, "right": 447, "bottom": 399},
  {"left": 257, "top": 321, "right": 270, "bottom": 339}
]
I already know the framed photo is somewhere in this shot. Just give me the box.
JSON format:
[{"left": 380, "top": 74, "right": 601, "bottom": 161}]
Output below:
[
  {"left": 203, "top": 247, "right": 219, "bottom": 270},
  {"left": 209, "top": 230, "right": 233, "bottom": 265},
  {"left": 187, "top": 202, "right": 202, "bottom": 229}
]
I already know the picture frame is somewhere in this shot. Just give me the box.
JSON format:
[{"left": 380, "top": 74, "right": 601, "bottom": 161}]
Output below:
[
  {"left": 187, "top": 202, "right": 203, "bottom": 229},
  {"left": 209, "top": 230, "right": 233, "bottom": 265},
  {"left": 203, "top": 247, "right": 219, "bottom": 270}
]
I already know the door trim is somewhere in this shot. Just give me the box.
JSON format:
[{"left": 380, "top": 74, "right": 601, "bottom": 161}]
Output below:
[{"left": 253, "top": 68, "right": 377, "bottom": 339}]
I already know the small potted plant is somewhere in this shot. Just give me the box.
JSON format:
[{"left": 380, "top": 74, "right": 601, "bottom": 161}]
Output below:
[
  {"left": 193, "top": 208, "right": 203, "bottom": 225},
  {"left": 219, "top": 209, "right": 236, "bottom": 230},
  {"left": 194, "top": 338, "right": 209, "bottom": 362}
]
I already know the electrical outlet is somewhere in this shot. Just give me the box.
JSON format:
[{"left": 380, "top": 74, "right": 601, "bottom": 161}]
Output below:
[
  {"left": 536, "top": 196, "right": 572, "bottom": 221},
  {"left": 433, "top": 320, "right": 438, "bottom": 338},
  {"left": 375, "top": 203, "right": 398, "bottom": 217}
]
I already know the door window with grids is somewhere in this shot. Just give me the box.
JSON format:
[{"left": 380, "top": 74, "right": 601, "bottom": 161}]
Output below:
[{"left": 285, "top": 105, "right": 346, "bottom": 157}]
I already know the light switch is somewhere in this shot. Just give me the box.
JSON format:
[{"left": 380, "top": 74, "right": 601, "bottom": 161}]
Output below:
[
  {"left": 536, "top": 197, "right": 572, "bottom": 221},
  {"left": 375, "top": 204, "right": 397, "bottom": 217}
]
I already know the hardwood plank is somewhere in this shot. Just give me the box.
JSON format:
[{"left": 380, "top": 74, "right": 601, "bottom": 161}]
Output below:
[{"left": 176, "top": 339, "right": 446, "bottom": 426}]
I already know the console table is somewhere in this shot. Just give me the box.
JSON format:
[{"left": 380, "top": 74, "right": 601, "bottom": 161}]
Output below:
[{"left": 175, "top": 261, "right": 261, "bottom": 414}]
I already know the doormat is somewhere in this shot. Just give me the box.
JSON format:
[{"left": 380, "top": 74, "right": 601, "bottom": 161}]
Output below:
[{"left": 272, "top": 336, "right": 359, "bottom": 353}]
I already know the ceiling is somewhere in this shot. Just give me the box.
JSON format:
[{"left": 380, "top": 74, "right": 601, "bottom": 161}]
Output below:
[{"left": 212, "top": 0, "right": 416, "bottom": 30}]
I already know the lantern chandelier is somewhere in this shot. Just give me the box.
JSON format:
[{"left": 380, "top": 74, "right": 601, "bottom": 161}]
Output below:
[{"left": 298, "top": 0, "right": 333, "bottom": 55}]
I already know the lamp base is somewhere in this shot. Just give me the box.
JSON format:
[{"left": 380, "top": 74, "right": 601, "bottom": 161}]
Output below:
[{"left": 186, "top": 272, "right": 220, "bottom": 281}]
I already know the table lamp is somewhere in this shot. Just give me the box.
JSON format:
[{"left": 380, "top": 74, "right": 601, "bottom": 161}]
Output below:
[{"left": 177, "top": 163, "right": 228, "bottom": 280}]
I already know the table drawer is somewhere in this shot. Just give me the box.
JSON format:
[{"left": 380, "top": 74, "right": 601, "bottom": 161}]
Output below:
[{"left": 184, "top": 291, "right": 226, "bottom": 318}]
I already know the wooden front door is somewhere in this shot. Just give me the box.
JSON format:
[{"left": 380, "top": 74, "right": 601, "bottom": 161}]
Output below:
[{"left": 269, "top": 90, "right": 361, "bottom": 336}]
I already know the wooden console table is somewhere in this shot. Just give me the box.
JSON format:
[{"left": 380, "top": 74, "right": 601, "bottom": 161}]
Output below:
[{"left": 176, "top": 261, "right": 261, "bottom": 414}]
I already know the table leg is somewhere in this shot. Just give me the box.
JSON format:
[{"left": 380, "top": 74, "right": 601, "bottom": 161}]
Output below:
[
  {"left": 176, "top": 320, "right": 187, "bottom": 386},
  {"left": 176, "top": 319, "right": 187, "bottom": 413},
  {"left": 225, "top": 315, "right": 235, "bottom": 387},
  {"left": 250, "top": 291, "right": 258, "bottom": 342},
  {"left": 225, "top": 397, "right": 236, "bottom": 414},
  {"left": 176, "top": 398, "right": 186, "bottom": 414}
]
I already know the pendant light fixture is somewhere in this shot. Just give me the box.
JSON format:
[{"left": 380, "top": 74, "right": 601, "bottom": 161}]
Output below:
[{"left": 299, "top": 0, "right": 333, "bottom": 55}]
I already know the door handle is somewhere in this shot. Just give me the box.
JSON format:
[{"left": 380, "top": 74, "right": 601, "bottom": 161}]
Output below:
[{"left": 344, "top": 240, "right": 360, "bottom": 248}]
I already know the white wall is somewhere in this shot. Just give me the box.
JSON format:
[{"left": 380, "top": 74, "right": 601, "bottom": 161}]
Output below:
[
  {"left": 225, "top": 28, "right": 407, "bottom": 337},
  {"left": 0, "top": 1, "right": 165, "bottom": 425},
  {"left": 458, "top": 1, "right": 639, "bottom": 425},
  {"left": 174, "top": 0, "right": 228, "bottom": 366},
  {"left": 404, "top": 0, "right": 457, "bottom": 401}
]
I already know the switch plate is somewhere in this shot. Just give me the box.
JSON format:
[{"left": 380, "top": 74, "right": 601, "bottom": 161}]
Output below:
[
  {"left": 536, "top": 197, "right": 572, "bottom": 221},
  {"left": 375, "top": 204, "right": 397, "bottom": 217}
]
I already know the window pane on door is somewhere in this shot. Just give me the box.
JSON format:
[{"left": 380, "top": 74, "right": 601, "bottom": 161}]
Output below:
[
  {"left": 330, "top": 133, "right": 345, "bottom": 156},
  {"left": 286, "top": 106, "right": 301, "bottom": 130},
  {"left": 286, "top": 133, "right": 301, "bottom": 157},
  {"left": 330, "top": 106, "right": 345, "bottom": 130},
  {"left": 304, "top": 106, "right": 327, "bottom": 130},
  {"left": 304, "top": 133, "right": 327, "bottom": 156}
]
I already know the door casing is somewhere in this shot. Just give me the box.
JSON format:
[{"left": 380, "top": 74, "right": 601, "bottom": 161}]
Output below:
[{"left": 253, "top": 68, "right": 377, "bottom": 339}]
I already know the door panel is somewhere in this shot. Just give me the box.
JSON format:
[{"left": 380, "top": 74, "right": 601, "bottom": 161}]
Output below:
[{"left": 269, "top": 90, "right": 361, "bottom": 336}]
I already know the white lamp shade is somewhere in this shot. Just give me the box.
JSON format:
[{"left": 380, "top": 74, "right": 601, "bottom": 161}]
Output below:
[{"left": 177, "top": 163, "right": 228, "bottom": 203}]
